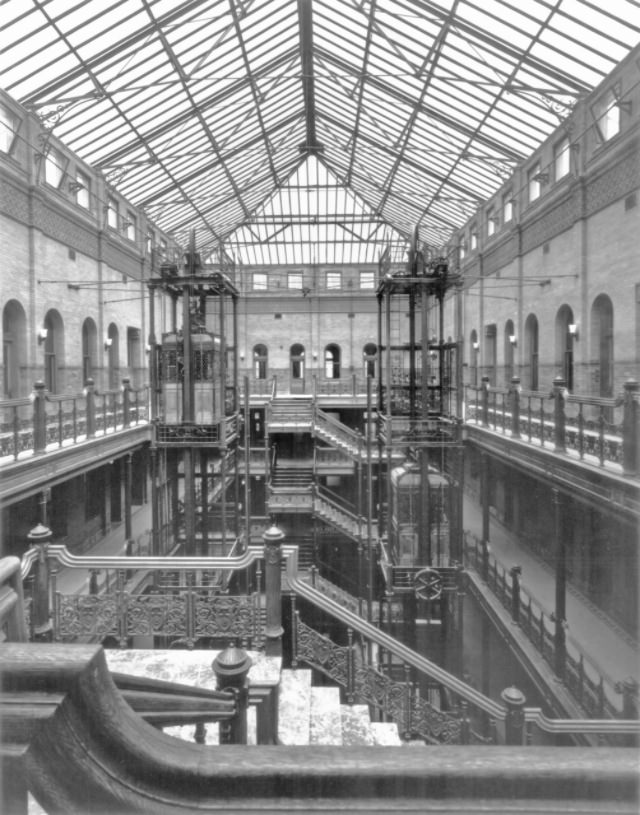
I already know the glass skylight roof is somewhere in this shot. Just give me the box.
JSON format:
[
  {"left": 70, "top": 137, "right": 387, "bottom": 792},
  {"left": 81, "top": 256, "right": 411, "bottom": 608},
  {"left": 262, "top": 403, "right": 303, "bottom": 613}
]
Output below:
[{"left": 2, "top": 0, "right": 639, "bottom": 264}]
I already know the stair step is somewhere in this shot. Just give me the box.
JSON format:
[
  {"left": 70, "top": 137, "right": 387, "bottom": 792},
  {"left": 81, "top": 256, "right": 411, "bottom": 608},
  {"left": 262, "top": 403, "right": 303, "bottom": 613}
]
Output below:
[
  {"left": 278, "top": 668, "right": 312, "bottom": 745},
  {"left": 370, "top": 721, "right": 403, "bottom": 746},
  {"left": 340, "top": 704, "right": 376, "bottom": 746},
  {"left": 310, "top": 686, "right": 343, "bottom": 745}
]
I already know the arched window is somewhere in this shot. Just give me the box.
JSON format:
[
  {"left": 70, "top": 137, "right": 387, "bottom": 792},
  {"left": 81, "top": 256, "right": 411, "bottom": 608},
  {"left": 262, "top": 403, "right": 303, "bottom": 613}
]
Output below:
[
  {"left": 591, "top": 295, "right": 614, "bottom": 397},
  {"left": 470, "top": 330, "right": 479, "bottom": 386},
  {"left": 82, "top": 318, "right": 97, "bottom": 384},
  {"left": 43, "top": 309, "right": 64, "bottom": 393},
  {"left": 484, "top": 323, "right": 497, "bottom": 385},
  {"left": 107, "top": 322, "right": 120, "bottom": 390},
  {"left": 253, "top": 344, "right": 268, "bottom": 379},
  {"left": 324, "top": 344, "right": 341, "bottom": 379},
  {"left": 363, "top": 343, "right": 377, "bottom": 379},
  {"left": 2, "top": 299, "right": 27, "bottom": 398},
  {"left": 524, "top": 314, "right": 539, "bottom": 391},
  {"left": 555, "top": 305, "right": 574, "bottom": 391},
  {"left": 504, "top": 319, "right": 515, "bottom": 386},
  {"left": 290, "top": 343, "right": 305, "bottom": 380}
]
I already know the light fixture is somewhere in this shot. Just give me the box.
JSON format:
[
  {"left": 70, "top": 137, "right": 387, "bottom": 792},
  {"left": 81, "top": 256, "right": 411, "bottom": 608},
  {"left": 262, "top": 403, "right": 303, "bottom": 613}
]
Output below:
[
  {"left": 568, "top": 324, "right": 579, "bottom": 340},
  {"left": 104, "top": 337, "right": 113, "bottom": 351},
  {"left": 37, "top": 327, "right": 48, "bottom": 345},
  {"left": 312, "top": 351, "right": 318, "bottom": 360},
  {"left": 509, "top": 334, "right": 517, "bottom": 346},
  {"left": 239, "top": 352, "right": 245, "bottom": 361},
  {"left": 472, "top": 341, "right": 480, "bottom": 351}
]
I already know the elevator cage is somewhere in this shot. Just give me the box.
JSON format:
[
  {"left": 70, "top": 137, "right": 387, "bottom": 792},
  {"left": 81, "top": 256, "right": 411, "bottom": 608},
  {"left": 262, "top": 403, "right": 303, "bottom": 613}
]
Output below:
[
  {"left": 390, "top": 460, "right": 452, "bottom": 568},
  {"left": 159, "top": 331, "right": 222, "bottom": 424}
]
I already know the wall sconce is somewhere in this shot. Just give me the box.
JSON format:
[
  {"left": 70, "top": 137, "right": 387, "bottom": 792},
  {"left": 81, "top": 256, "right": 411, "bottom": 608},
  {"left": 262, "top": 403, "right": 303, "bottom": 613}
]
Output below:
[
  {"left": 239, "top": 352, "right": 245, "bottom": 361},
  {"left": 312, "top": 351, "right": 318, "bottom": 360},
  {"left": 37, "top": 328, "right": 48, "bottom": 345},
  {"left": 145, "top": 343, "right": 151, "bottom": 354},
  {"left": 509, "top": 334, "right": 517, "bottom": 346},
  {"left": 568, "top": 324, "right": 579, "bottom": 340},
  {"left": 472, "top": 341, "right": 480, "bottom": 351},
  {"left": 104, "top": 337, "right": 113, "bottom": 351}
]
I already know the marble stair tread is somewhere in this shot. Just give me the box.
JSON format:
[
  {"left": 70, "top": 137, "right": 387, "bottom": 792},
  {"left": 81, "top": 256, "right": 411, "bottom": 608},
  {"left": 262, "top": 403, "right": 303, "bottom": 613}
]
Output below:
[
  {"left": 278, "top": 668, "right": 312, "bottom": 745},
  {"left": 310, "top": 686, "right": 343, "bottom": 745},
  {"left": 340, "top": 704, "right": 375, "bottom": 746},
  {"left": 369, "top": 721, "right": 403, "bottom": 746}
]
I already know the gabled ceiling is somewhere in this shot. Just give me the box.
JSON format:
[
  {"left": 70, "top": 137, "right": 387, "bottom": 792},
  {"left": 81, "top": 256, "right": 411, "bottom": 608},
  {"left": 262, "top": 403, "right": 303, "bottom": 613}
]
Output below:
[{"left": 2, "top": 0, "right": 639, "bottom": 264}]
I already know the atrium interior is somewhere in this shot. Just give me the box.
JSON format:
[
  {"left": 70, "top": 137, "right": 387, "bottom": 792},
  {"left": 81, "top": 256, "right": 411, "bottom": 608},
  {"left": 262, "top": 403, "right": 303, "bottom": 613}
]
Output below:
[{"left": 1, "top": 1, "right": 639, "bottom": 812}]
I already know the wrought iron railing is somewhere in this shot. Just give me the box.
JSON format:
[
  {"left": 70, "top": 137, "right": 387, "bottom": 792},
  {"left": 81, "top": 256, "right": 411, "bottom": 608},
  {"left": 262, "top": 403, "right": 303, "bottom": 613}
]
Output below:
[
  {"left": 465, "top": 379, "right": 640, "bottom": 474},
  {"left": 1, "top": 379, "right": 149, "bottom": 461},
  {"left": 463, "top": 530, "right": 633, "bottom": 720}
]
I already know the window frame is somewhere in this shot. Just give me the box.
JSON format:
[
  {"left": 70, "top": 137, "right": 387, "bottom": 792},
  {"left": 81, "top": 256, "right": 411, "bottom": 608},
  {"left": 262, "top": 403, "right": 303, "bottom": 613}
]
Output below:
[
  {"left": 45, "top": 145, "right": 66, "bottom": 189},
  {"left": 0, "top": 104, "right": 20, "bottom": 154},
  {"left": 252, "top": 272, "right": 268, "bottom": 291},
  {"left": 326, "top": 271, "right": 342, "bottom": 290},
  {"left": 287, "top": 272, "right": 303, "bottom": 290},
  {"left": 359, "top": 270, "right": 375, "bottom": 289},
  {"left": 554, "top": 136, "right": 571, "bottom": 181},
  {"left": 528, "top": 162, "right": 541, "bottom": 203}
]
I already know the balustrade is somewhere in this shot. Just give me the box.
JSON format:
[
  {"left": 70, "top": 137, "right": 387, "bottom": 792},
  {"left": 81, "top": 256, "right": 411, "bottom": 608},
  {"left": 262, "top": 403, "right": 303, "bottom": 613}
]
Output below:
[
  {"left": 0, "top": 379, "right": 149, "bottom": 462},
  {"left": 465, "top": 380, "right": 637, "bottom": 473},
  {"left": 463, "top": 530, "right": 632, "bottom": 721}
]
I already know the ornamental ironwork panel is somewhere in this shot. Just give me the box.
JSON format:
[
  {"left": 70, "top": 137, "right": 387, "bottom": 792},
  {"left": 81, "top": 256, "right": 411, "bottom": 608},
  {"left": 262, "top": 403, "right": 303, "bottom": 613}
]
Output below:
[
  {"left": 353, "top": 662, "right": 408, "bottom": 724},
  {"left": 126, "top": 594, "right": 188, "bottom": 637},
  {"left": 295, "top": 619, "right": 349, "bottom": 686},
  {"left": 56, "top": 595, "right": 119, "bottom": 640},
  {"left": 193, "top": 595, "right": 257, "bottom": 639},
  {"left": 411, "top": 694, "right": 462, "bottom": 744}
]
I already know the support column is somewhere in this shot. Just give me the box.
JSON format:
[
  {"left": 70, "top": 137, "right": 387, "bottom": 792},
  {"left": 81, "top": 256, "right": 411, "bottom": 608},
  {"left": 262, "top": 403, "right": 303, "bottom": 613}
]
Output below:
[
  {"left": 480, "top": 451, "right": 490, "bottom": 581},
  {"left": 150, "top": 448, "right": 159, "bottom": 556},
  {"left": 102, "top": 463, "right": 112, "bottom": 534},
  {"left": 200, "top": 450, "right": 209, "bottom": 554},
  {"left": 263, "top": 524, "right": 284, "bottom": 656},
  {"left": 123, "top": 453, "right": 133, "bottom": 543},
  {"left": 553, "top": 487, "right": 567, "bottom": 681}
]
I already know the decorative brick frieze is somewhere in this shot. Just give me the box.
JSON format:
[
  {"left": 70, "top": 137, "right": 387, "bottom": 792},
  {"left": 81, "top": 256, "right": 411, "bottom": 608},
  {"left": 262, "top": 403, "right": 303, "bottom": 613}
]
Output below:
[
  {"left": 586, "top": 145, "right": 639, "bottom": 218},
  {"left": 521, "top": 191, "right": 578, "bottom": 255},
  {"left": 0, "top": 176, "right": 30, "bottom": 223}
]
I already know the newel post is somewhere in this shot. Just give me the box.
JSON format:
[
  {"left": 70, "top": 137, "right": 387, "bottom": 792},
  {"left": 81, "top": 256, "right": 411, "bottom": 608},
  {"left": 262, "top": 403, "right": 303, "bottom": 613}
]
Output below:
[
  {"left": 509, "top": 376, "right": 521, "bottom": 439},
  {"left": 510, "top": 565, "right": 522, "bottom": 625},
  {"left": 501, "top": 686, "right": 526, "bottom": 745},
  {"left": 551, "top": 376, "right": 567, "bottom": 453},
  {"left": 122, "top": 377, "right": 132, "bottom": 427},
  {"left": 32, "top": 380, "right": 47, "bottom": 454},
  {"left": 212, "top": 645, "right": 252, "bottom": 745},
  {"left": 481, "top": 375, "right": 490, "bottom": 427},
  {"left": 27, "top": 523, "right": 53, "bottom": 641},
  {"left": 622, "top": 380, "right": 639, "bottom": 476},
  {"left": 263, "top": 524, "right": 284, "bottom": 656},
  {"left": 84, "top": 378, "right": 96, "bottom": 439}
]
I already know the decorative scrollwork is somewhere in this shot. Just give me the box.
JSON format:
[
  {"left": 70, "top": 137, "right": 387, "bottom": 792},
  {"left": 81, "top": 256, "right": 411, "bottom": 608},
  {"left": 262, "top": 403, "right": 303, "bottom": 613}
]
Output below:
[{"left": 414, "top": 568, "right": 443, "bottom": 601}]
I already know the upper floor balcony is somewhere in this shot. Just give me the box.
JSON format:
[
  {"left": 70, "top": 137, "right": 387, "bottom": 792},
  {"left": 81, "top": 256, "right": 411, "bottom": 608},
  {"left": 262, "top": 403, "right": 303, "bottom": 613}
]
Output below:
[{"left": 1, "top": 378, "right": 150, "bottom": 504}]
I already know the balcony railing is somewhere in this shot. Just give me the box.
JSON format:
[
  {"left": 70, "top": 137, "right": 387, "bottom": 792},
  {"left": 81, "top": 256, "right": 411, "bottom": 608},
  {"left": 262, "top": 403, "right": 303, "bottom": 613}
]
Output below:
[
  {"left": 1, "top": 378, "right": 149, "bottom": 462},
  {"left": 463, "top": 530, "right": 637, "bottom": 722},
  {"left": 465, "top": 377, "right": 640, "bottom": 475}
]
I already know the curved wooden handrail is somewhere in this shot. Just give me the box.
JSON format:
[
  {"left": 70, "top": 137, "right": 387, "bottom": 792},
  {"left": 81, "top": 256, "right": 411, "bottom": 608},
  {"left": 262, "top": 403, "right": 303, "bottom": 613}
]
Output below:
[{"left": 2, "top": 642, "right": 639, "bottom": 814}]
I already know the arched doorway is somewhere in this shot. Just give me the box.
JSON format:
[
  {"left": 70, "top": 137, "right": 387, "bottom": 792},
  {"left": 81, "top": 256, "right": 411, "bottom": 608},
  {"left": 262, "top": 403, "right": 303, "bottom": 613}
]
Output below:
[
  {"left": 107, "top": 323, "right": 120, "bottom": 390},
  {"left": 555, "top": 305, "right": 574, "bottom": 391},
  {"left": 324, "top": 344, "right": 340, "bottom": 379},
  {"left": 82, "top": 318, "right": 98, "bottom": 384},
  {"left": 290, "top": 343, "right": 305, "bottom": 393},
  {"left": 43, "top": 309, "right": 64, "bottom": 393},
  {"left": 504, "top": 319, "right": 515, "bottom": 386},
  {"left": 3, "top": 299, "right": 27, "bottom": 398},
  {"left": 470, "top": 330, "right": 479, "bottom": 386},
  {"left": 591, "top": 295, "right": 614, "bottom": 397},
  {"left": 253, "top": 344, "right": 268, "bottom": 380},
  {"left": 363, "top": 343, "right": 377, "bottom": 379},
  {"left": 524, "top": 314, "right": 539, "bottom": 391}
]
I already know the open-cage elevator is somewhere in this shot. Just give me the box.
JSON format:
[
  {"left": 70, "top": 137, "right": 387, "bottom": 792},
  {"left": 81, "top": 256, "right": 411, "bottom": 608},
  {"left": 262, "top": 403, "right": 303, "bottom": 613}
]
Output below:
[{"left": 147, "top": 239, "right": 241, "bottom": 558}]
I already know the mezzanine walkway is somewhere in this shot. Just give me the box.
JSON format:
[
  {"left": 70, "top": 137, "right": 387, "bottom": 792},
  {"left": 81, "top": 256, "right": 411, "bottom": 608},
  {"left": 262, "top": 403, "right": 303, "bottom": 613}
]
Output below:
[{"left": 463, "top": 494, "right": 639, "bottom": 687}]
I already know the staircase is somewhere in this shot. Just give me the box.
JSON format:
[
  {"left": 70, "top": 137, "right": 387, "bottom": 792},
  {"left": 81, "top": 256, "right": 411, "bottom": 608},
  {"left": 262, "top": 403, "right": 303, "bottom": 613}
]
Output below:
[
  {"left": 267, "top": 396, "right": 313, "bottom": 432},
  {"left": 314, "top": 488, "right": 362, "bottom": 542},
  {"left": 278, "top": 668, "right": 402, "bottom": 746},
  {"left": 271, "top": 465, "right": 313, "bottom": 489}
]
